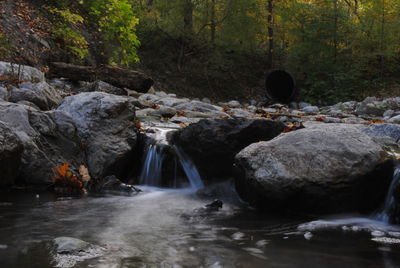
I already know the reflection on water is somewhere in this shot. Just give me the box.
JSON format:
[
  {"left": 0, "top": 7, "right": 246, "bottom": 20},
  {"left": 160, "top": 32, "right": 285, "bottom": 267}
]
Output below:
[{"left": 1, "top": 188, "right": 400, "bottom": 268}]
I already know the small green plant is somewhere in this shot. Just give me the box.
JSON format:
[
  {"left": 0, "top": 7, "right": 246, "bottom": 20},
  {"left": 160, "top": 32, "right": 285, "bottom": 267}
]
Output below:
[{"left": 0, "top": 31, "right": 11, "bottom": 59}]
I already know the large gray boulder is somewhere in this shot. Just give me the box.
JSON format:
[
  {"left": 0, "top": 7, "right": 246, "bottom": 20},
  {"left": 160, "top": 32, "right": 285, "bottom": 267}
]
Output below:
[
  {"left": 0, "top": 62, "right": 45, "bottom": 82},
  {"left": 9, "top": 82, "right": 62, "bottom": 110},
  {"left": 171, "top": 118, "right": 285, "bottom": 181},
  {"left": 58, "top": 92, "right": 138, "bottom": 179},
  {"left": 234, "top": 123, "right": 394, "bottom": 213},
  {"left": 0, "top": 121, "right": 23, "bottom": 185},
  {"left": 0, "top": 101, "right": 85, "bottom": 184}
]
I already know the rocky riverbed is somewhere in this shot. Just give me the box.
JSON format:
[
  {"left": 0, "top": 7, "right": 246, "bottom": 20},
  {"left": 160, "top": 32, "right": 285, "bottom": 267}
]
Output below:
[{"left": 1, "top": 61, "right": 400, "bottom": 215}]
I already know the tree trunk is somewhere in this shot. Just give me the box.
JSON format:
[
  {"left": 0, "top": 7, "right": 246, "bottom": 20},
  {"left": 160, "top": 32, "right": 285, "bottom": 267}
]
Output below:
[
  {"left": 49, "top": 62, "right": 154, "bottom": 93},
  {"left": 183, "top": 0, "right": 194, "bottom": 36},
  {"left": 210, "top": 0, "right": 216, "bottom": 45},
  {"left": 267, "top": 0, "right": 274, "bottom": 69}
]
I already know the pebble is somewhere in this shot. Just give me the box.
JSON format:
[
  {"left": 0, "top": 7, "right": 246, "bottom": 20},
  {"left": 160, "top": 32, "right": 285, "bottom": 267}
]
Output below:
[
  {"left": 231, "top": 232, "right": 245, "bottom": 240},
  {"left": 304, "top": 232, "right": 313, "bottom": 240},
  {"left": 371, "top": 230, "right": 385, "bottom": 237}
]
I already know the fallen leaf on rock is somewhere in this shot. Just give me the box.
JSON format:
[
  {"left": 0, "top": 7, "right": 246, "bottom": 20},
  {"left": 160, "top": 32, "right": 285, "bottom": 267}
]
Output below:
[
  {"left": 79, "top": 165, "right": 91, "bottom": 182},
  {"left": 134, "top": 120, "right": 144, "bottom": 131},
  {"left": 283, "top": 122, "right": 304, "bottom": 133},
  {"left": 367, "top": 120, "right": 386, "bottom": 124},
  {"left": 177, "top": 110, "right": 185, "bottom": 116},
  {"left": 315, "top": 116, "right": 326, "bottom": 122}
]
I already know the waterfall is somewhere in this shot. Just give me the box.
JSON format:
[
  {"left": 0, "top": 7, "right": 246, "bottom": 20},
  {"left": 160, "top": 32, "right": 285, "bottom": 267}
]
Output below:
[
  {"left": 139, "top": 144, "right": 166, "bottom": 186},
  {"left": 139, "top": 127, "right": 204, "bottom": 190},
  {"left": 174, "top": 146, "right": 204, "bottom": 190},
  {"left": 374, "top": 166, "right": 400, "bottom": 223}
]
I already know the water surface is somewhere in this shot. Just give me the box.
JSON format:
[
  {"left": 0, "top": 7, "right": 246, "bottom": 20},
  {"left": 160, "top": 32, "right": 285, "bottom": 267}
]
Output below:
[{"left": 1, "top": 187, "right": 400, "bottom": 268}]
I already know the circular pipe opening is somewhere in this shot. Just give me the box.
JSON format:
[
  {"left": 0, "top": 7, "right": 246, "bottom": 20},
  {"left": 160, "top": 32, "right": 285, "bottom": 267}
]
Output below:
[{"left": 265, "top": 70, "right": 296, "bottom": 102}]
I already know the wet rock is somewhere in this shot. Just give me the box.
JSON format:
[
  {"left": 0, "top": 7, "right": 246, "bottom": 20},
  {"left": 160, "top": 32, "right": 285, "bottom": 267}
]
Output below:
[
  {"left": 0, "top": 62, "right": 45, "bottom": 82},
  {"left": 234, "top": 123, "right": 394, "bottom": 213},
  {"left": 80, "top": 80, "right": 127, "bottom": 96},
  {"left": 193, "top": 199, "right": 223, "bottom": 215},
  {"left": 9, "top": 82, "right": 62, "bottom": 110},
  {"left": 58, "top": 92, "right": 137, "bottom": 179},
  {"left": 54, "top": 237, "right": 90, "bottom": 254},
  {"left": 172, "top": 118, "right": 285, "bottom": 181},
  {"left": 0, "top": 101, "right": 85, "bottom": 184},
  {"left": 87, "top": 175, "right": 141, "bottom": 196},
  {"left": 0, "top": 121, "right": 23, "bottom": 185},
  {"left": 52, "top": 237, "right": 105, "bottom": 268}
]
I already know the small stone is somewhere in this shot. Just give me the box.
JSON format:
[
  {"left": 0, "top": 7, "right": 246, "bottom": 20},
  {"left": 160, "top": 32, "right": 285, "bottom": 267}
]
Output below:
[
  {"left": 54, "top": 237, "right": 90, "bottom": 254},
  {"left": 383, "top": 109, "right": 395, "bottom": 118},
  {"left": 371, "top": 230, "right": 385, "bottom": 237},
  {"left": 298, "top": 102, "right": 312, "bottom": 109},
  {"left": 201, "top": 97, "right": 211, "bottom": 104},
  {"left": 388, "top": 115, "right": 400, "bottom": 124},
  {"left": 304, "top": 232, "right": 313, "bottom": 240},
  {"left": 231, "top": 232, "right": 245, "bottom": 240},
  {"left": 155, "top": 91, "right": 168, "bottom": 97},
  {"left": 302, "top": 106, "right": 319, "bottom": 113},
  {"left": 227, "top": 100, "right": 241, "bottom": 108}
]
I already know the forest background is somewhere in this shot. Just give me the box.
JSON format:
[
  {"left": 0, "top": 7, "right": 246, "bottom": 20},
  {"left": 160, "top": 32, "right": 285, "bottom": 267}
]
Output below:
[{"left": 0, "top": 0, "right": 399, "bottom": 105}]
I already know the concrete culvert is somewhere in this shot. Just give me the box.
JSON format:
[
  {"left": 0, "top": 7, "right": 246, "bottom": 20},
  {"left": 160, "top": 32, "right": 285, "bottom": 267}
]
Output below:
[{"left": 265, "top": 70, "right": 296, "bottom": 103}]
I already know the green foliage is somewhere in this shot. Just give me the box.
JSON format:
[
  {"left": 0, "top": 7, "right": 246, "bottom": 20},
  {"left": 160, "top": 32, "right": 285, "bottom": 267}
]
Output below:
[
  {"left": 47, "top": 6, "right": 89, "bottom": 60},
  {"left": 84, "top": 0, "right": 140, "bottom": 65}
]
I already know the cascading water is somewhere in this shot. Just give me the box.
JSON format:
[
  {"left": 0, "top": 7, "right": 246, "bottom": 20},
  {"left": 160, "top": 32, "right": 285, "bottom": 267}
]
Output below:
[
  {"left": 139, "top": 127, "right": 204, "bottom": 190},
  {"left": 139, "top": 144, "right": 166, "bottom": 186},
  {"left": 374, "top": 165, "right": 400, "bottom": 223},
  {"left": 174, "top": 146, "right": 204, "bottom": 190}
]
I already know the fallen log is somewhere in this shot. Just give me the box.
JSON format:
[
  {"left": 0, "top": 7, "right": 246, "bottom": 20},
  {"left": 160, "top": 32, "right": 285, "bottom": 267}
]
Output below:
[{"left": 49, "top": 62, "right": 154, "bottom": 93}]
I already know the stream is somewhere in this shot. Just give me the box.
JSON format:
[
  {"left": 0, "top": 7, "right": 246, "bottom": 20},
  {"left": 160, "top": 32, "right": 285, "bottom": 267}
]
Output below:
[
  {"left": 1, "top": 185, "right": 400, "bottom": 268},
  {"left": 1, "top": 127, "right": 400, "bottom": 267}
]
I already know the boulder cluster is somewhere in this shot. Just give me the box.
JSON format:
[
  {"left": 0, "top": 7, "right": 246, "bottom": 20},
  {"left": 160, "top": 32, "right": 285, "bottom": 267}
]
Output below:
[{"left": 0, "top": 61, "right": 399, "bottom": 215}]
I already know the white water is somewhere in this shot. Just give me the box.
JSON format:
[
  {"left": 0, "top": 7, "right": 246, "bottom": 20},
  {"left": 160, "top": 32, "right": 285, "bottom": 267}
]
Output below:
[
  {"left": 139, "top": 127, "right": 204, "bottom": 190},
  {"left": 298, "top": 166, "right": 400, "bottom": 238},
  {"left": 174, "top": 145, "right": 204, "bottom": 190},
  {"left": 375, "top": 166, "right": 400, "bottom": 223}
]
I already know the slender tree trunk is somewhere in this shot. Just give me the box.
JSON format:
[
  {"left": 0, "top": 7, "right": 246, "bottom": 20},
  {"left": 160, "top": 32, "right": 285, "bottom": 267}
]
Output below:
[
  {"left": 210, "top": 0, "right": 216, "bottom": 45},
  {"left": 183, "top": 0, "right": 194, "bottom": 36},
  {"left": 267, "top": 0, "right": 274, "bottom": 69},
  {"left": 333, "top": 0, "right": 338, "bottom": 64}
]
